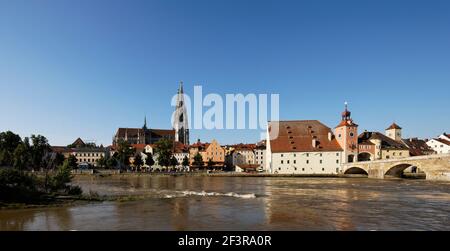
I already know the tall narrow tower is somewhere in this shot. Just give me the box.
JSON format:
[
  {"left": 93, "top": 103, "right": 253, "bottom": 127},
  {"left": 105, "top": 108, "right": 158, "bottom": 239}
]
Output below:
[
  {"left": 335, "top": 102, "right": 359, "bottom": 163},
  {"left": 385, "top": 122, "right": 402, "bottom": 141},
  {"left": 173, "top": 81, "right": 189, "bottom": 145}
]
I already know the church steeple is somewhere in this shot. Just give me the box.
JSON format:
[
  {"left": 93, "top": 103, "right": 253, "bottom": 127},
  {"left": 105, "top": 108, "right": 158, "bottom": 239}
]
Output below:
[
  {"left": 178, "top": 81, "right": 183, "bottom": 95},
  {"left": 173, "top": 81, "right": 189, "bottom": 145},
  {"left": 143, "top": 116, "right": 147, "bottom": 130}
]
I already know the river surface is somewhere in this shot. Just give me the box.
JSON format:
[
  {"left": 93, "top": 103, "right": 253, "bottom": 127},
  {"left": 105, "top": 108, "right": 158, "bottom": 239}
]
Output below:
[{"left": 1, "top": 176, "right": 450, "bottom": 230}]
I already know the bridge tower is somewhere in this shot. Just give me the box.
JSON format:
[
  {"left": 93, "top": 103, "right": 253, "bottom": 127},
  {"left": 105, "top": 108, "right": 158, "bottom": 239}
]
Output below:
[
  {"left": 335, "top": 102, "right": 359, "bottom": 163},
  {"left": 385, "top": 122, "right": 402, "bottom": 141}
]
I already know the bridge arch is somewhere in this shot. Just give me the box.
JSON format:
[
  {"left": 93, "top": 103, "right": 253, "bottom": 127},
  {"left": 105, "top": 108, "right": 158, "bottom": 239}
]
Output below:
[
  {"left": 344, "top": 167, "right": 368, "bottom": 175},
  {"left": 384, "top": 163, "right": 424, "bottom": 178}
]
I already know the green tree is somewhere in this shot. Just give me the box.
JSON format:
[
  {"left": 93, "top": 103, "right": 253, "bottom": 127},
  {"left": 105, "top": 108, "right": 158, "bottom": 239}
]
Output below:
[
  {"left": 13, "top": 143, "right": 31, "bottom": 170},
  {"left": 0, "top": 150, "right": 11, "bottom": 167},
  {"left": 30, "top": 134, "right": 51, "bottom": 169},
  {"left": 67, "top": 155, "right": 78, "bottom": 169},
  {"left": 0, "top": 168, "right": 39, "bottom": 202},
  {"left": 133, "top": 153, "right": 143, "bottom": 168},
  {"left": 155, "top": 138, "right": 173, "bottom": 168},
  {"left": 182, "top": 156, "right": 189, "bottom": 167},
  {"left": 48, "top": 160, "right": 73, "bottom": 193},
  {"left": 170, "top": 156, "right": 178, "bottom": 168},
  {"left": 54, "top": 153, "right": 65, "bottom": 167},
  {"left": 116, "top": 140, "right": 135, "bottom": 169},
  {"left": 145, "top": 152, "right": 155, "bottom": 167},
  {"left": 106, "top": 157, "right": 118, "bottom": 169},
  {"left": 207, "top": 158, "right": 214, "bottom": 169},
  {"left": 0, "top": 131, "right": 22, "bottom": 166},
  {"left": 96, "top": 156, "right": 107, "bottom": 168},
  {"left": 192, "top": 153, "right": 204, "bottom": 168}
]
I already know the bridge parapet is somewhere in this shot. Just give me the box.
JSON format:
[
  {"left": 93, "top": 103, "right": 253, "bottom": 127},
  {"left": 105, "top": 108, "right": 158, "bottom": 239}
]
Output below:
[{"left": 341, "top": 154, "right": 450, "bottom": 181}]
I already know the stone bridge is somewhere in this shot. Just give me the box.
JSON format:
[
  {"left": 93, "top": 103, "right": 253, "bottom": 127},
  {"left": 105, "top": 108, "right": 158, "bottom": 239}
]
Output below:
[{"left": 342, "top": 154, "right": 450, "bottom": 181}]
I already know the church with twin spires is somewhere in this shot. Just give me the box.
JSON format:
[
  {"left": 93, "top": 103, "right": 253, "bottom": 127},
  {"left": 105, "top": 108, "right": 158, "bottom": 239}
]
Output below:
[{"left": 112, "top": 82, "right": 189, "bottom": 146}]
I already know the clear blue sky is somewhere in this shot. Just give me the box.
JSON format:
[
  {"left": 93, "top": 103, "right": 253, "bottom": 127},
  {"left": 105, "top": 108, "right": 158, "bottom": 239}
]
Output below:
[{"left": 1, "top": 0, "right": 449, "bottom": 146}]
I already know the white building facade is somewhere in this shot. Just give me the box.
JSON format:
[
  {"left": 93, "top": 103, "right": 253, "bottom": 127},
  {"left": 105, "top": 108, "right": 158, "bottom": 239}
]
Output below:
[
  {"left": 427, "top": 138, "right": 450, "bottom": 154},
  {"left": 232, "top": 148, "right": 256, "bottom": 166},
  {"left": 266, "top": 120, "right": 343, "bottom": 175},
  {"left": 254, "top": 146, "right": 266, "bottom": 170}
]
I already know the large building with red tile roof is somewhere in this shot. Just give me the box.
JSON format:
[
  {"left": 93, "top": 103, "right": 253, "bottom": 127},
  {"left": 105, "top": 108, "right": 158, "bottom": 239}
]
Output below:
[
  {"left": 266, "top": 120, "right": 343, "bottom": 174},
  {"left": 112, "top": 118, "right": 175, "bottom": 146}
]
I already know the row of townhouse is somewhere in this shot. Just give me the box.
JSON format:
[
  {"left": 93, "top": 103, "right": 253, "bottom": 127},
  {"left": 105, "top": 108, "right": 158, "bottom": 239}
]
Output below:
[{"left": 265, "top": 103, "right": 441, "bottom": 175}]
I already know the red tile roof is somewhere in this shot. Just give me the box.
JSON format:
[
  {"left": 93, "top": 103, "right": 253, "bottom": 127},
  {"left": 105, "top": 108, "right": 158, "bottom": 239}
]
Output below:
[
  {"left": 233, "top": 143, "right": 256, "bottom": 151},
  {"left": 401, "top": 138, "right": 434, "bottom": 156},
  {"left": 115, "top": 128, "right": 175, "bottom": 138},
  {"left": 268, "top": 120, "right": 343, "bottom": 153},
  {"left": 434, "top": 138, "right": 450, "bottom": 146},
  {"left": 131, "top": 144, "right": 146, "bottom": 150},
  {"left": 358, "top": 131, "right": 408, "bottom": 150},
  {"left": 386, "top": 123, "right": 402, "bottom": 130},
  {"left": 51, "top": 146, "right": 72, "bottom": 153},
  {"left": 335, "top": 119, "right": 358, "bottom": 128}
]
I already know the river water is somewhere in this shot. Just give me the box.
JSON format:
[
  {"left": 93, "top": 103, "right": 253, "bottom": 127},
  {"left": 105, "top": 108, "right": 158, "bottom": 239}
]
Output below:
[{"left": 1, "top": 176, "right": 450, "bottom": 230}]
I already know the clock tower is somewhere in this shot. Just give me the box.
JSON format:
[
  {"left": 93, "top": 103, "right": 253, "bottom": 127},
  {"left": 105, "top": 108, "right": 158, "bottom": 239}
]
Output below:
[{"left": 335, "top": 102, "right": 358, "bottom": 163}]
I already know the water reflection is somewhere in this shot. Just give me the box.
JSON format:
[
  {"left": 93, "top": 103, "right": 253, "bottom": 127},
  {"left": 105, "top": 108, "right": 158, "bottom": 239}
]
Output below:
[{"left": 1, "top": 176, "right": 450, "bottom": 230}]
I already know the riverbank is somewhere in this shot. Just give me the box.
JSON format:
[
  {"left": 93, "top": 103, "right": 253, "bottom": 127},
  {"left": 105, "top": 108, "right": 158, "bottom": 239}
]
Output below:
[
  {"left": 70, "top": 169, "right": 362, "bottom": 178},
  {"left": 0, "top": 192, "right": 157, "bottom": 210}
]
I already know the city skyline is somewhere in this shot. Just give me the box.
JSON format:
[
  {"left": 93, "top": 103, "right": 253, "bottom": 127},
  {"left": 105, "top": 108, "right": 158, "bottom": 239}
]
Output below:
[{"left": 1, "top": 0, "right": 449, "bottom": 146}]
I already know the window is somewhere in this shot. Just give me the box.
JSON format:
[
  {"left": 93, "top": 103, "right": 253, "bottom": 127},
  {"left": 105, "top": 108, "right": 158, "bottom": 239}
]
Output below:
[
  {"left": 294, "top": 167, "right": 297, "bottom": 171},
  {"left": 306, "top": 153, "right": 309, "bottom": 157},
  {"left": 281, "top": 154, "right": 284, "bottom": 157},
  {"left": 338, "top": 134, "right": 341, "bottom": 138},
  {"left": 393, "top": 152, "right": 396, "bottom": 156},
  {"left": 322, "top": 168, "right": 325, "bottom": 171},
  {"left": 281, "top": 160, "right": 283, "bottom": 164},
  {"left": 278, "top": 167, "right": 281, "bottom": 171},
  {"left": 336, "top": 153, "right": 339, "bottom": 156},
  {"left": 294, "top": 154, "right": 296, "bottom": 157},
  {"left": 306, "top": 160, "right": 309, "bottom": 164},
  {"left": 399, "top": 152, "right": 402, "bottom": 156},
  {"left": 320, "top": 160, "right": 322, "bottom": 164},
  {"left": 287, "top": 160, "right": 290, "bottom": 164},
  {"left": 336, "top": 168, "right": 339, "bottom": 173},
  {"left": 350, "top": 132, "right": 354, "bottom": 137},
  {"left": 320, "top": 153, "right": 322, "bottom": 157},
  {"left": 293, "top": 160, "right": 296, "bottom": 164},
  {"left": 302, "top": 168, "right": 305, "bottom": 171},
  {"left": 336, "top": 160, "right": 339, "bottom": 164}
]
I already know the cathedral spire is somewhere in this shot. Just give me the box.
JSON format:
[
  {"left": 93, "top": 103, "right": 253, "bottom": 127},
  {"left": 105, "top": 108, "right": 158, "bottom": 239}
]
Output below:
[
  {"left": 143, "top": 115, "right": 147, "bottom": 129},
  {"left": 178, "top": 81, "right": 183, "bottom": 95},
  {"left": 173, "top": 81, "right": 189, "bottom": 145}
]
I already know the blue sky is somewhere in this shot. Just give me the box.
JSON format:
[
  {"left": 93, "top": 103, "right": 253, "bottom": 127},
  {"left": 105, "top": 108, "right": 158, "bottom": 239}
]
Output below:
[{"left": 0, "top": 0, "right": 449, "bottom": 146}]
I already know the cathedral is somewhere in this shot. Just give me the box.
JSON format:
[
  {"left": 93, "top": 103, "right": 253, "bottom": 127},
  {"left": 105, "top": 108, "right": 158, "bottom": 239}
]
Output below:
[{"left": 112, "top": 82, "right": 190, "bottom": 146}]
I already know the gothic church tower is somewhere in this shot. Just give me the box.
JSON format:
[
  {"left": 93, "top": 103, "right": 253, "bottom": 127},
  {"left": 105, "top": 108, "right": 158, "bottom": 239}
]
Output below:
[{"left": 173, "top": 81, "right": 189, "bottom": 145}]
